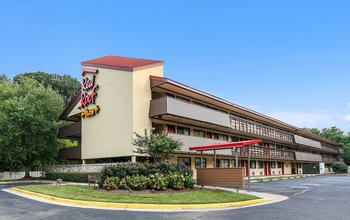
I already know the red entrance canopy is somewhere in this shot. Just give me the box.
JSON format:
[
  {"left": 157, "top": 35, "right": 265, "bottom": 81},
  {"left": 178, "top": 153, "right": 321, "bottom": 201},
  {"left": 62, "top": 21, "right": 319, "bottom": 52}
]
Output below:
[{"left": 189, "top": 139, "right": 262, "bottom": 151}]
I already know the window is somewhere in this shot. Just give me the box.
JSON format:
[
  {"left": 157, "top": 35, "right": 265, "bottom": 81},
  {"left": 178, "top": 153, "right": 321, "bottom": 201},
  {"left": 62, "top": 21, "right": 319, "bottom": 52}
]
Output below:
[
  {"left": 195, "top": 158, "right": 207, "bottom": 168},
  {"left": 177, "top": 126, "right": 190, "bottom": 135},
  {"left": 250, "top": 160, "right": 256, "bottom": 169},
  {"left": 270, "top": 161, "right": 276, "bottom": 169},
  {"left": 277, "top": 162, "right": 282, "bottom": 168},
  {"left": 167, "top": 125, "right": 175, "bottom": 134},
  {"left": 212, "top": 133, "right": 219, "bottom": 140},
  {"left": 178, "top": 157, "right": 191, "bottom": 168},
  {"left": 194, "top": 130, "right": 205, "bottom": 138},
  {"left": 219, "top": 134, "right": 228, "bottom": 141},
  {"left": 206, "top": 132, "right": 212, "bottom": 139},
  {"left": 231, "top": 160, "right": 236, "bottom": 167},
  {"left": 258, "top": 161, "right": 264, "bottom": 169},
  {"left": 220, "top": 159, "right": 229, "bottom": 168}
]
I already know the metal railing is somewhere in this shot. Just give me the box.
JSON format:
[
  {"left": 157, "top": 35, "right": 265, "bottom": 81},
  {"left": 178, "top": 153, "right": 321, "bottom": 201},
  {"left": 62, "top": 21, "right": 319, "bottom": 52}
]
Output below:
[
  {"left": 235, "top": 145, "right": 295, "bottom": 160},
  {"left": 230, "top": 116, "right": 294, "bottom": 143}
]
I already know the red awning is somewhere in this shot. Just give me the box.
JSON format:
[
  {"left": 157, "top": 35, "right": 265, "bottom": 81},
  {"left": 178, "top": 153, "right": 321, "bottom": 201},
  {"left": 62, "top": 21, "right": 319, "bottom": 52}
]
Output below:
[{"left": 189, "top": 139, "right": 262, "bottom": 151}]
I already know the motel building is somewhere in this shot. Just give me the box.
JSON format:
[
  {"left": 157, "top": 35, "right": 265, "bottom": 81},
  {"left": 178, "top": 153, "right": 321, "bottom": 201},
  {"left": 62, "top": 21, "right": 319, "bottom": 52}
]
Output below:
[{"left": 59, "top": 55, "right": 343, "bottom": 177}]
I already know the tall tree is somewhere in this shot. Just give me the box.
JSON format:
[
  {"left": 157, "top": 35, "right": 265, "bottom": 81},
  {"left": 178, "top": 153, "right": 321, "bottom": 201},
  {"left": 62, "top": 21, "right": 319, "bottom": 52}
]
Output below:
[
  {"left": 0, "top": 74, "right": 8, "bottom": 82},
  {"left": 0, "top": 78, "right": 63, "bottom": 176},
  {"left": 13, "top": 72, "right": 81, "bottom": 105}
]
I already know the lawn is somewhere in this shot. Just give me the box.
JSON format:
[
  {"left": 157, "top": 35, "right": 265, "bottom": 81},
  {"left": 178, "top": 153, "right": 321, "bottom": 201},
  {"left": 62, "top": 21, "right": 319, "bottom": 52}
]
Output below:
[{"left": 16, "top": 185, "right": 259, "bottom": 204}]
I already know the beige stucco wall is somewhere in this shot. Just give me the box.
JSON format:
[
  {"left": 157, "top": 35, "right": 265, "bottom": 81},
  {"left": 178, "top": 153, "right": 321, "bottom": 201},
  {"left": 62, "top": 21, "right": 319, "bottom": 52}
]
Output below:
[
  {"left": 81, "top": 65, "right": 164, "bottom": 160},
  {"left": 82, "top": 67, "right": 134, "bottom": 159},
  {"left": 132, "top": 66, "right": 164, "bottom": 137}
]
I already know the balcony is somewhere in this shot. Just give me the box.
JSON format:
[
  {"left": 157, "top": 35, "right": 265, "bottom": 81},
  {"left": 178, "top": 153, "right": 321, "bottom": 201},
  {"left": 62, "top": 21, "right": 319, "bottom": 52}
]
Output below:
[
  {"left": 321, "top": 144, "right": 340, "bottom": 154},
  {"left": 230, "top": 115, "right": 294, "bottom": 143},
  {"left": 295, "top": 152, "right": 322, "bottom": 162},
  {"left": 58, "top": 122, "right": 81, "bottom": 139},
  {"left": 322, "top": 156, "right": 340, "bottom": 164},
  {"left": 236, "top": 145, "right": 295, "bottom": 160},
  {"left": 150, "top": 96, "right": 231, "bottom": 128},
  {"left": 169, "top": 133, "right": 295, "bottom": 160}
]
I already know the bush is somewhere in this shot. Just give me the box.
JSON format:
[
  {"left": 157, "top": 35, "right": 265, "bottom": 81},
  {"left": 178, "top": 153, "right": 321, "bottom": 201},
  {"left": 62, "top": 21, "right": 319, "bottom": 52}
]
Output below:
[
  {"left": 103, "top": 177, "right": 120, "bottom": 190},
  {"left": 184, "top": 175, "right": 196, "bottom": 189},
  {"left": 45, "top": 172, "right": 89, "bottom": 183},
  {"left": 148, "top": 173, "right": 168, "bottom": 191},
  {"left": 98, "top": 162, "right": 192, "bottom": 188},
  {"left": 167, "top": 172, "right": 185, "bottom": 190},
  {"left": 331, "top": 162, "right": 348, "bottom": 174},
  {"left": 125, "top": 176, "right": 149, "bottom": 191}
]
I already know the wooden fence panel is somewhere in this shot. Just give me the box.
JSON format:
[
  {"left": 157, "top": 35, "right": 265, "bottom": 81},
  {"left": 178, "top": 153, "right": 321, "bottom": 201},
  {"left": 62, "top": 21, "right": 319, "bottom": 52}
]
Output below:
[{"left": 197, "top": 168, "right": 244, "bottom": 188}]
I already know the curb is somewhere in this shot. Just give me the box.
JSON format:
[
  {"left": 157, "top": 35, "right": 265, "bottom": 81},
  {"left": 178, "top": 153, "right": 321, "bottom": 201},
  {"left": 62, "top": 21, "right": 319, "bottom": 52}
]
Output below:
[
  {"left": 9, "top": 187, "right": 271, "bottom": 211},
  {"left": 249, "top": 175, "right": 317, "bottom": 183},
  {"left": 0, "top": 182, "right": 8, "bottom": 185}
]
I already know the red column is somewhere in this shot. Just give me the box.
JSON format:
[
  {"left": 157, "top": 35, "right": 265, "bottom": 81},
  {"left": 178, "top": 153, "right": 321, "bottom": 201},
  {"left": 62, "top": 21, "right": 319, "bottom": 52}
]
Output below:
[
  {"left": 245, "top": 160, "right": 249, "bottom": 176},
  {"left": 282, "top": 162, "right": 285, "bottom": 175},
  {"left": 264, "top": 162, "right": 267, "bottom": 176}
]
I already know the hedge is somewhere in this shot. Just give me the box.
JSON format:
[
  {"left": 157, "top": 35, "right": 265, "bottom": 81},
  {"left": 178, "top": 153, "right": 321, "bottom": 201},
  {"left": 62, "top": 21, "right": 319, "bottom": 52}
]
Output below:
[
  {"left": 99, "top": 162, "right": 193, "bottom": 188},
  {"left": 45, "top": 172, "right": 89, "bottom": 183},
  {"left": 331, "top": 162, "right": 348, "bottom": 174}
]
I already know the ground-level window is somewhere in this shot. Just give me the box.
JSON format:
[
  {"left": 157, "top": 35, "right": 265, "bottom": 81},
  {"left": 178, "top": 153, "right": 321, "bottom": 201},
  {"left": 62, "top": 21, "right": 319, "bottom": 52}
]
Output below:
[
  {"left": 220, "top": 159, "right": 229, "bottom": 168},
  {"left": 270, "top": 161, "right": 276, "bottom": 168},
  {"left": 277, "top": 161, "right": 282, "bottom": 168},
  {"left": 178, "top": 157, "right": 191, "bottom": 168},
  {"left": 167, "top": 125, "right": 175, "bottom": 133},
  {"left": 177, "top": 126, "right": 190, "bottom": 135},
  {"left": 194, "top": 129, "right": 205, "bottom": 138},
  {"left": 258, "top": 161, "right": 264, "bottom": 169},
  {"left": 195, "top": 158, "right": 207, "bottom": 168},
  {"left": 250, "top": 160, "right": 256, "bottom": 169}
]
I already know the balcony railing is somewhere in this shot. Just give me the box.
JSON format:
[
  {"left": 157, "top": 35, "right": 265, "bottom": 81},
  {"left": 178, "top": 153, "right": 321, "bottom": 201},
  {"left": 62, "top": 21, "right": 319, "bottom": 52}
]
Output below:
[
  {"left": 230, "top": 116, "right": 294, "bottom": 143},
  {"left": 322, "top": 156, "right": 340, "bottom": 164},
  {"left": 235, "top": 145, "right": 295, "bottom": 160},
  {"left": 321, "top": 144, "right": 340, "bottom": 154}
]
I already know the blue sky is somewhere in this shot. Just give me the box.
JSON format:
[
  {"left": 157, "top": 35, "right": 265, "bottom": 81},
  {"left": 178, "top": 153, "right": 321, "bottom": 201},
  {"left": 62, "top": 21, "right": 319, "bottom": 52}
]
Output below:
[{"left": 1, "top": 1, "right": 349, "bottom": 131}]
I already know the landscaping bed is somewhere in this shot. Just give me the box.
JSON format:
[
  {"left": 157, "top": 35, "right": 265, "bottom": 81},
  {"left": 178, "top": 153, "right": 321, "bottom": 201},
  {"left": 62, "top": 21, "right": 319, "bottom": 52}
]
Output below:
[{"left": 16, "top": 185, "right": 259, "bottom": 204}]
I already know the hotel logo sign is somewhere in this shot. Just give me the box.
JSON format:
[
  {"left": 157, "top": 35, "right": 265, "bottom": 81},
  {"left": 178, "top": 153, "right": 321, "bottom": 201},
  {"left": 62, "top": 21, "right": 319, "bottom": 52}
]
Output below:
[{"left": 80, "top": 68, "right": 100, "bottom": 118}]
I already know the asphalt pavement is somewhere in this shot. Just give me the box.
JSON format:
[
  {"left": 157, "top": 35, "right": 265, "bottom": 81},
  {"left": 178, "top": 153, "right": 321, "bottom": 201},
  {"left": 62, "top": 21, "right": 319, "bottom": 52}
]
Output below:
[{"left": 1, "top": 176, "right": 349, "bottom": 220}]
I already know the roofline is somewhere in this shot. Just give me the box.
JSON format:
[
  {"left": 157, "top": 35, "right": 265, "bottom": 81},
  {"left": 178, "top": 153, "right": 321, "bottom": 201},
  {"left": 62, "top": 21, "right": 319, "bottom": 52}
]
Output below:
[
  {"left": 150, "top": 76, "right": 341, "bottom": 146},
  {"left": 81, "top": 61, "right": 164, "bottom": 72},
  {"left": 60, "top": 90, "right": 81, "bottom": 120}
]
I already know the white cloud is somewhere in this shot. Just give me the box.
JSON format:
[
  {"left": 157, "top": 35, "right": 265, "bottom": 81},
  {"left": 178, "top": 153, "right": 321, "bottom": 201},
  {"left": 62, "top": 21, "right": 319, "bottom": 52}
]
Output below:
[{"left": 344, "top": 115, "right": 350, "bottom": 122}]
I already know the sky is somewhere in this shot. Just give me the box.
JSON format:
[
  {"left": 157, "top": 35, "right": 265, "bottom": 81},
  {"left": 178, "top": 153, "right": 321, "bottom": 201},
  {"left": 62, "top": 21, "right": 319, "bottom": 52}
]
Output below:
[{"left": 1, "top": 0, "right": 349, "bottom": 132}]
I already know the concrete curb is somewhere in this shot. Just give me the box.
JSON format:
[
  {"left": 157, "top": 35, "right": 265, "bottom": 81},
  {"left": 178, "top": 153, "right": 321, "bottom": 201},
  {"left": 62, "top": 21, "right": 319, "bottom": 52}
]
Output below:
[
  {"left": 249, "top": 174, "right": 318, "bottom": 183},
  {"left": 3, "top": 187, "right": 287, "bottom": 212}
]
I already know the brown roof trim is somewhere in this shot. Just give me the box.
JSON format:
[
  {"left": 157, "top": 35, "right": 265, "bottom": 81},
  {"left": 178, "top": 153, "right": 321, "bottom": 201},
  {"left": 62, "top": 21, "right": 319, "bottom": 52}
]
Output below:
[
  {"left": 60, "top": 90, "right": 81, "bottom": 121},
  {"left": 150, "top": 76, "right": 341, "bottom": 146}
]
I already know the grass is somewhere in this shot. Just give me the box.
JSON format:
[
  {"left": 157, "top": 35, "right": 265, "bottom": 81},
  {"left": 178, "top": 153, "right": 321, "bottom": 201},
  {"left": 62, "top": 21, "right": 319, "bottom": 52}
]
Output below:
[{"left": 16, "top": 185, "right": 259, "bottom": 204}]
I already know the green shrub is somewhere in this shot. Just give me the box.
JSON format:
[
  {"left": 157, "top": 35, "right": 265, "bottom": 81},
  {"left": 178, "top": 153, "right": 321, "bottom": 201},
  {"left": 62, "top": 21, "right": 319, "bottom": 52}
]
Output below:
[
  {"left": 45, "top": 172, "right": 89, "bottom": 183},
  {"left": 167, "top": 172, "right": 185, "bottom": 190},
  {"left": 148, "top": 173, "right": 168, "bottom": 191},
  {"left": 184, "top": 175, "right": 196, "bottom": 189},
  {"left": 331, "top": 162, "right": 348, "bottom": 174},
  {"left": 103, "top": 177, "right": 120, "bottom": 190},
  {"left": 98, "top": 162, "right": 192, "bottom": 188},
  {"left": 125, "top": 176, "right": 149, "bottom": 191}
]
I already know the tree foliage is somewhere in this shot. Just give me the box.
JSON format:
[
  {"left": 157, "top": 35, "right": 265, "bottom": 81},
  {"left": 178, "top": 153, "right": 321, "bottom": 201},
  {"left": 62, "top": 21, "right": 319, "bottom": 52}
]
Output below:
[
  {"left": 13, "top": 71, "right": 81, "bottom": 105},
  {"left": 304, "top": 126, "right": 350, "bottom": 164},
  {"left": 132, "top": 130, "right": 182, "bottom": 163},
  {"left": 0, "top": 78, "right": 63, "bottom": 174}
]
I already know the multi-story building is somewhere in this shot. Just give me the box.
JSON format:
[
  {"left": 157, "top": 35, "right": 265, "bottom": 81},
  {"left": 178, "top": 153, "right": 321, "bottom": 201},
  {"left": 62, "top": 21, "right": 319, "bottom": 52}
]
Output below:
[{"left": 59, "top": 55, "right": 343, "bottom": 176}]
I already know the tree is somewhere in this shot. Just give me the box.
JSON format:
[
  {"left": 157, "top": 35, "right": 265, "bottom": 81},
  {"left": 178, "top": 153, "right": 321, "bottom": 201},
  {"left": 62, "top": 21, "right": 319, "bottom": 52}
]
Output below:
[
  {"left": 132, "top": 130, "right": 182, "bottom": 163},
  {"left": 0, "top": 78, "right": 63, "bottom": 176},
  {"left": 13, "top": 72, "right": 81, "bottom": 105},
  {"left": 0, "top": 74, "right": 9, "bottom": 82}
]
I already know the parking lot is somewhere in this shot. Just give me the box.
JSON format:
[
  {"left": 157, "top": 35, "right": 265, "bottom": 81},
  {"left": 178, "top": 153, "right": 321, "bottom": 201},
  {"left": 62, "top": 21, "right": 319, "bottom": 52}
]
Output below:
[{"left": 1, "top": 176, "right": 350, "bottom": 220}]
